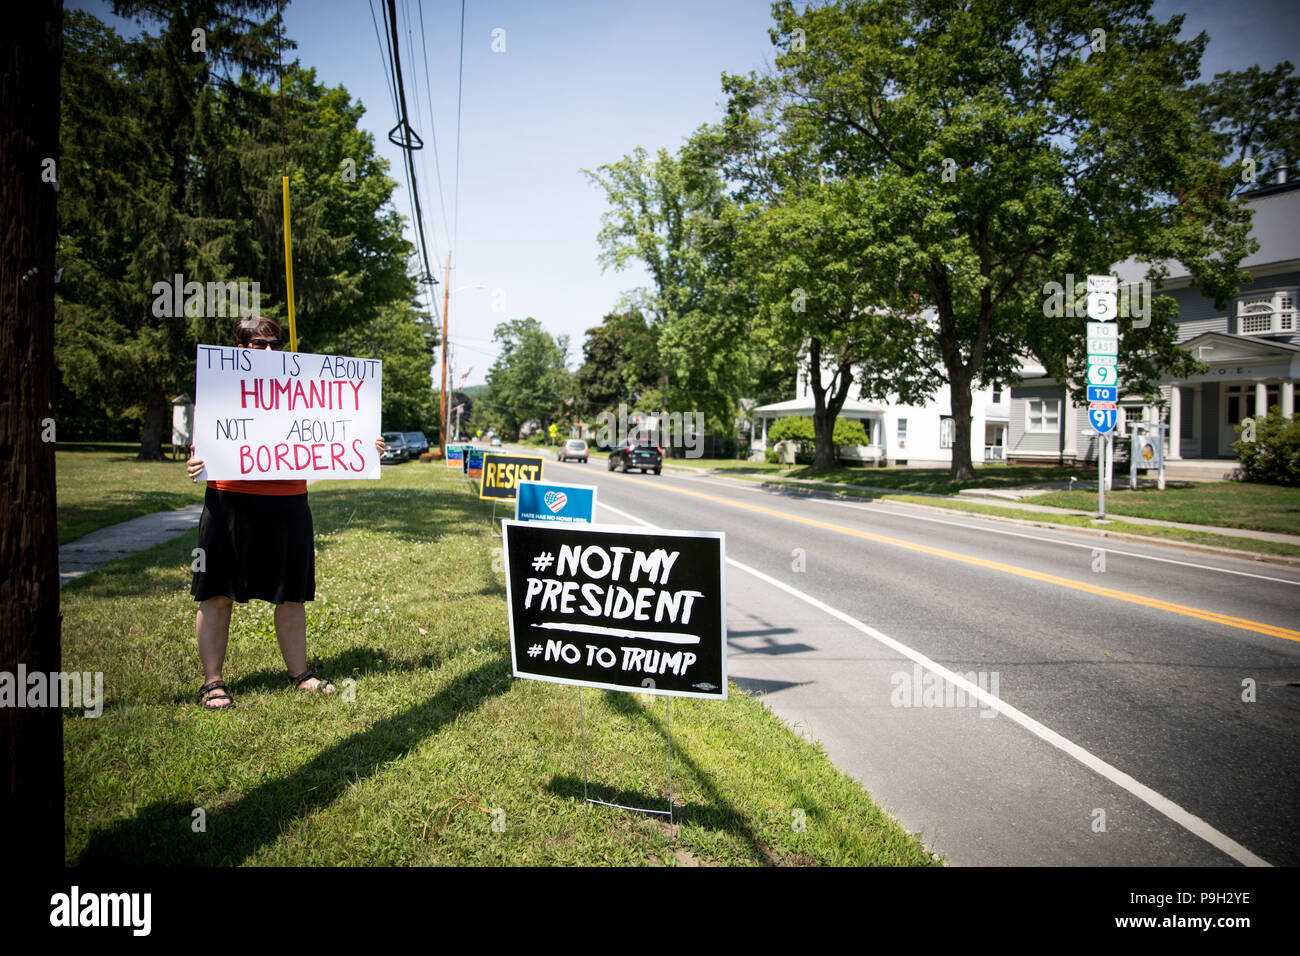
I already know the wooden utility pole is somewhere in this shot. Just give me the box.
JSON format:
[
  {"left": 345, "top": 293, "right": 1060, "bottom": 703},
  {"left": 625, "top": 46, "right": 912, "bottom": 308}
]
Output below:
[
  {"left": 440, "top": 253, "right": 450, "bottom": 458},
  {"left": 1, "top": 0, "right": 65, "bottom": 863}
]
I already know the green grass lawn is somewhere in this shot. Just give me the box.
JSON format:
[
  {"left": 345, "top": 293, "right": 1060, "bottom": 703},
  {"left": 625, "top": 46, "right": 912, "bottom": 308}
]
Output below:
[
  {"left": 1028, "top": 482, "right": 1300, "bottom": 536},
  {"left": 57, "top": 442, "right": 202, "bottom": 544},
  {"left": 62, "top": 459, "right": 938, "bottom": 867},
  {"left": 721, "top": 463, "right": 1080, "bottom": 496}
]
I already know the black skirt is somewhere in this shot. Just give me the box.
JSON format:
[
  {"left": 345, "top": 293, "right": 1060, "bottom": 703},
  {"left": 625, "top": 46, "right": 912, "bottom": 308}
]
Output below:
[{"left": 191, "top": 487, "right": 315, "bottom": 604}]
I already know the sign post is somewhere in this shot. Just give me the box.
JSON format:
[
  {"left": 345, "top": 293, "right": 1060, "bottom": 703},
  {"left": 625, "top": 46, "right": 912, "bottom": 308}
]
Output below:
[{"left": 1086, "top": 275, "right": 1119, "bottom": 518}]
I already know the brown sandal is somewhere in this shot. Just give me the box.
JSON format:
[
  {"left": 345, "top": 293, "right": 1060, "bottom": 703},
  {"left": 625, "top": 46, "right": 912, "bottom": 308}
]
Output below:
[
  {"left": 198, "top": 679, "right": 235, "bottom": 710},
  {"left": 288, "top": 669, "right": 336, "bottom": 694}
]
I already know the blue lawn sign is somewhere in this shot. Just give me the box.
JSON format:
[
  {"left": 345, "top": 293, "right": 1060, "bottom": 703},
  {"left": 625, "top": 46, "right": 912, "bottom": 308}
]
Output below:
[{"left": 515, "top": 480, "right": 597, "bottom": 525}]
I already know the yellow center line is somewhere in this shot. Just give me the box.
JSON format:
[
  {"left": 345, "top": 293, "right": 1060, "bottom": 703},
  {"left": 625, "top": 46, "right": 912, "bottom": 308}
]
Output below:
[{"left": 558, "top": 460, "right": 1300, "bottom": 643}]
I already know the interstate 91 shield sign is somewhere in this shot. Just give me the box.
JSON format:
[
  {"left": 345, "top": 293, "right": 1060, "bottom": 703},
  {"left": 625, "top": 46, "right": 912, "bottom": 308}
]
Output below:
[{"left": 502, "top": 521, "right": 726, "bottom": 699}]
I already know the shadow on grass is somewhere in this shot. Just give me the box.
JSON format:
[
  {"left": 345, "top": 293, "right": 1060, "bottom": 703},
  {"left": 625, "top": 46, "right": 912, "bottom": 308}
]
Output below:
[
  {"left": 163, "top": 646, "right": 451, "bottom": 705},
  {"left": 76, "top": 656, "right": 514, "bottom": 866},
  {"left": 546, "top": 775, "right": 709, "bottom": 821},
  {"left": 553, "top": 689, "right": 779, "bottom": 865}
]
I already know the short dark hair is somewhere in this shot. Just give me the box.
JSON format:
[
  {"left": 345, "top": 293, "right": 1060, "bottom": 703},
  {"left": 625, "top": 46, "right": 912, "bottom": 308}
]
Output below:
[{"left": 233, "top": 315, "right": 282, "bottom": 346}]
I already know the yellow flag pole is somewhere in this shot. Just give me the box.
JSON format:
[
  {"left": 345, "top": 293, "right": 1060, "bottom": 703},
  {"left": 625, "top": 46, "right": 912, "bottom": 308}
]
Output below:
[{"left": 282, "top": 175, "right": 298, "bottom": 351}]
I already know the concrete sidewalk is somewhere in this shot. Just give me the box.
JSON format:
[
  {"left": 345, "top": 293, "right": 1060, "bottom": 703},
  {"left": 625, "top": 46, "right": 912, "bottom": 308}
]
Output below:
[{"left": 59, "top": 504, "right": 203, "bottom": 584}]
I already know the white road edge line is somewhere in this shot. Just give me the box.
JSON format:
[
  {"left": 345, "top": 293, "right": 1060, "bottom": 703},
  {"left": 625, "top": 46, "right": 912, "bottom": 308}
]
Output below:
[
  {"left": 597, "top": 498, "right": 1274, "bottom": 869},
  {"left": 669, "top": 470, "right": 1300, "bottom": 586}
]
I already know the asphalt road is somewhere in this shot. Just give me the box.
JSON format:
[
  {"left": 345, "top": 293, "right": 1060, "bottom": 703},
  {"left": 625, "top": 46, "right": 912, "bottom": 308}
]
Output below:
[{"left": 524, "top": 449, "right": 1300, "bottom": 866}]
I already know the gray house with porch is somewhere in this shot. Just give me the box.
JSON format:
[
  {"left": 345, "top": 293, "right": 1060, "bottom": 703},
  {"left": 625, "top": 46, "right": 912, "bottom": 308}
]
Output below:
[{"left": 1008, "top": 175, "right": 1299, "bottom": 469}]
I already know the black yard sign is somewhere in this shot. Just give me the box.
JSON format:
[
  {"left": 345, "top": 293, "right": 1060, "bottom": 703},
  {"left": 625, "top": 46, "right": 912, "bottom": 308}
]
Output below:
[{"left": 502, "top": 521, "right": 726, "bottom": 699}]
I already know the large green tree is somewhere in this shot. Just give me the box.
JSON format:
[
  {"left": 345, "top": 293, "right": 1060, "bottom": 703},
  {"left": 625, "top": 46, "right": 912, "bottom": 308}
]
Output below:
[
  {"left": 720, "top": 0, "right": 1254, "bottom": 480},
  {"left": 55, "top": 7, "right": 415, "bottom": 456},
  {"left": 572, "top": 310, "right": 660, "bottom": 418},
  {"left": 334, "top": 298, "right": 436, "bottom": 433},
  {"left": 1194, "top": 61, "right": 1300, "bottom": 196},
  {"left": 741, "top": 180, "right": 943, "bottom": 469},
  {"left": 583, "top": 146, "right": 755, "bottom": 442},
  {"left": 484, "top": 318, "right": 571, "bottom": 437}
]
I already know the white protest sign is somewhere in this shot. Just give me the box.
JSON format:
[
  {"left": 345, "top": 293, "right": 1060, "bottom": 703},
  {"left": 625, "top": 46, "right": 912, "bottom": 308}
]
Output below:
[{"left": 193, "top": 345, "right": 382, "bottom": 480}]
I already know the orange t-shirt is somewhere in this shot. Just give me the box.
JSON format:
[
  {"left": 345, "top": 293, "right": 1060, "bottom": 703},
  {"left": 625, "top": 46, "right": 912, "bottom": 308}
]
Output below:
[{"left": 209, "top": 479, "right": 308, "bottom": 496}]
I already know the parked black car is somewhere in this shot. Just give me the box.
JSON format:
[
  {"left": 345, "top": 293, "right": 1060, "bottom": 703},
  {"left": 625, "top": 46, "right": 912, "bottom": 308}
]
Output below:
[
  {"left": 608, "top": 440, "right": 661, "bottom": 475},
  {"left": 404, "top": 431, "right": 430, "bottom": 456},
  {"left": 381, "top": 432, "right": 409, "bottom": 463}
]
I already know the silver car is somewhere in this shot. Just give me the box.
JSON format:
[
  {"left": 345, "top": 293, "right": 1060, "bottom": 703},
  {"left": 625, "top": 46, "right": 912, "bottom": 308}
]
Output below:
[{"left": 557, "top": 439, "right": 588, "bottom": 462}]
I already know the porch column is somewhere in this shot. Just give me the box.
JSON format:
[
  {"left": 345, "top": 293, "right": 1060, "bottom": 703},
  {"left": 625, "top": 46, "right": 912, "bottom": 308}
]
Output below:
[
  {"left": 1255, "top": 381, "right": 1269, "bottom": 418},
  {"left": 1061, "top": 387, "right": 1077, "bottom": 461},
  {"left": 1167, "top": 385, "right": 1182, "bottom": 460},
  {"left": 1282, "top": 380, "right": 1295, "bottom": 419}
]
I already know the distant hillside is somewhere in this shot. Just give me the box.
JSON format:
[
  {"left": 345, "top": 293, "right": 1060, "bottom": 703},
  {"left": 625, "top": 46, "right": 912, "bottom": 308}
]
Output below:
[{"left": 461, "top": 384, "right": 490, "bottom": 402}]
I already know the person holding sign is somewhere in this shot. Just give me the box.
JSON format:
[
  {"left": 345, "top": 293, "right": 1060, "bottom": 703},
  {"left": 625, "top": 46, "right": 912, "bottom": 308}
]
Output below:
[{"left": 185, "top": 316, "right": 385, "bottom": 710}]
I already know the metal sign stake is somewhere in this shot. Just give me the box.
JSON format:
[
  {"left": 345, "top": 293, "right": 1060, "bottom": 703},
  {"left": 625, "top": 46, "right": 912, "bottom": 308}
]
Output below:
[{"left": 577, "top": 687, "right": 674, "bottom": 825}]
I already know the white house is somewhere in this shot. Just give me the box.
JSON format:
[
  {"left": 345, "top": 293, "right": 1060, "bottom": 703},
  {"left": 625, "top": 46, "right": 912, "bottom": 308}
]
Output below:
[{"left": 751, "top": 346, "right": 1009, "bottom": 467}]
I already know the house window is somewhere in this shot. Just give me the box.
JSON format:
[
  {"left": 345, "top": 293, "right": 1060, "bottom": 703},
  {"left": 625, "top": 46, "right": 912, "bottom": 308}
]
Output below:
[
  {"left": 897, "top": 418, "right": 907, "bottom": 448},
  {"left": 1237, "top": 291, "right": 1296, "bottom": 335},
  {"left": 939, "top": 415, "right": 955, "bottom": 448},
  {"left": 991, "top": 386, "right": 1003, "bottom": 403},
  {"left": 1027, "top": 398, "right": 1060, "bottom": 433},
  {"left": 1227, "top": 384, "right": 1280, "bottom": 424},
  {"left": 1179, "top": 388, "right": 1194, "bottom": 439}
]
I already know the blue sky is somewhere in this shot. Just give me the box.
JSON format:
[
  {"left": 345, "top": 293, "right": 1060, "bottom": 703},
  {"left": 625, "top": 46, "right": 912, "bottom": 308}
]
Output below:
[{"left": 71, "top": 0, "right": 1300, "bottom": 387}]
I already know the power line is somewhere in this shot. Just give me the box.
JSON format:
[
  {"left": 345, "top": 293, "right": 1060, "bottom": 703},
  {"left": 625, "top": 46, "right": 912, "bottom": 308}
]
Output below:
[
  {"left": 402, "top": 0, "right": 442, "bottom": 271},
  {"left": 416, "top": 0, "right": 453, "bottom": 256},
  {"left": 453, "top": 0, "right": 466, "bottom": 255},
  {"left": 382, "top": 0, "right": 437, "bottom": 288},
  {"left": 368, "top": 0, "right": 443, "bottom": 345}
]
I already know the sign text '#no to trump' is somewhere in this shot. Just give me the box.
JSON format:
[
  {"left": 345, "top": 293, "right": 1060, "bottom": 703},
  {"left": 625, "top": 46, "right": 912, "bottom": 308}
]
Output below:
[{"left": 502, "top": 522, "right": 726, "bottom": 699}]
